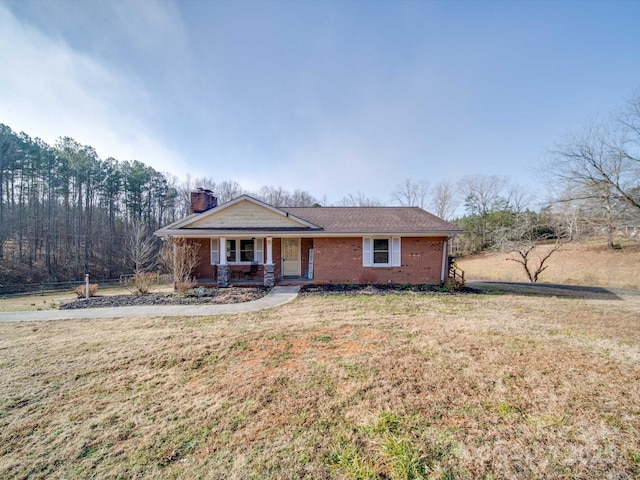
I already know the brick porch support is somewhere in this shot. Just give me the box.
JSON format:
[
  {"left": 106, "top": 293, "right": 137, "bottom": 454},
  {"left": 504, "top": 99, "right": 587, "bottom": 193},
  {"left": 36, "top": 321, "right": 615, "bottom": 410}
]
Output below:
[
  {"left": 217, "top": 237, "right": 229, "bottom": 287},
  {"left": 264, "top": 237, "right": 275, "bottom": 287},
  {"left": 264, "top": 264, "right": 275, "bottom": 287},
  {"left": 217, "top": 264, "right": 230, "bottom": 287}
]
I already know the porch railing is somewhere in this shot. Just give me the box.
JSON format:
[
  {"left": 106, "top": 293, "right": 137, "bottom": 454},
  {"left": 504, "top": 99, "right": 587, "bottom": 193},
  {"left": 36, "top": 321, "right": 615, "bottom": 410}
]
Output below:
[{"left": 448, "top": 265, "right": 465, "bottom": 285}]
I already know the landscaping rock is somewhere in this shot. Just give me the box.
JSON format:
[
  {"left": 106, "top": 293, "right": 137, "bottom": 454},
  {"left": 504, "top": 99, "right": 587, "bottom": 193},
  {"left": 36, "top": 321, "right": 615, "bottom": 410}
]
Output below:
[{"left": 60, "top": 287, "right": 268, "bottom": 309}]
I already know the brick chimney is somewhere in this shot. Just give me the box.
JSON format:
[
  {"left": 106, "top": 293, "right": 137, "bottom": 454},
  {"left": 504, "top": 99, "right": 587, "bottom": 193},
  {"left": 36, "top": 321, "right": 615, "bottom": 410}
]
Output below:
[{"left": 190, "top": 188, "right": 218, "bottom": 213}]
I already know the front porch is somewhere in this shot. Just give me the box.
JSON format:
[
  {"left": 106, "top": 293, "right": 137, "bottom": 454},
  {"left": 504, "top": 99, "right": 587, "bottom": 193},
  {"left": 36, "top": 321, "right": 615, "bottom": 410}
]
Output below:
[{"left": 189, "top": 235, "right": 314, "bottom": 288}]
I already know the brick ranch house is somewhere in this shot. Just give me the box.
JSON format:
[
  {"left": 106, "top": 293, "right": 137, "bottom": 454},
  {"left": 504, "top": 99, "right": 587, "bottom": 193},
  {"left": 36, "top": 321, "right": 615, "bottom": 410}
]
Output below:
[{"left": 154, "top": 189, "right": 463, "bottom": 287}]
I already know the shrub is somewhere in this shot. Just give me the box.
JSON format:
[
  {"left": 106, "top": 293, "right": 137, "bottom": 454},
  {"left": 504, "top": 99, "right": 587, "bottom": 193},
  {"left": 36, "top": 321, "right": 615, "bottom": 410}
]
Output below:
[
  {"left": 176, "top": 278, "right": 197, "bottom": 296},
  {"left": 444, "top": 277, "right": 465, "bottom": 291},
  {"left": 126, "top": 272, "right": 158, "bottom": 295},
  {"left": 73, "top": 284, "right": 99, "bottom": 298}
]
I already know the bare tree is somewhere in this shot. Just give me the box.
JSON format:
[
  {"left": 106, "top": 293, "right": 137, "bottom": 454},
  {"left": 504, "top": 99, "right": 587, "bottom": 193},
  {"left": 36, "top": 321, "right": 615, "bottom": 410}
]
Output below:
[
  {"left": 507, "top": 184, "right": 535, "bottom": 213},
  {"left": 495, "top": 211, "right": 567, "bottom": 283},
  {"left": 458, "top": 174, "right": 509, "bottom": 216},
  {"left": 429, "top": 180, "right": 460, "bottom": 220},
  {"left": 253, "top": 185, "right": 318, "bottom": 207},
  {"left": 391, "top": 178, "right": 429, "bottom": 208},
  {"left": 546, "top": 121, "right": 638, "bottom": 247},
  {"left": 125, "top": 220, "right": 159, "bottom": 294},
  {"left": 289, "top": 189, "right": 318, "bottom": 207},
  {"left": 547, "top": 90, "right": 640, "bottom": 220},
  {"left": 256, "top": 185, "right": 287, "bottom": 206},
  {"left": 457, "top": 174, "right": 511, "bottom": 251},
  {"left": 334, "top": 192, "right": 381, "bottom": 207},
  {"left": 548, "top": 187, "right": 586, "bottom": 241},
  {"left": 216, "top": 180, "right": 244, "bottom": 204},
  {"left": 126, "top": 220, "right": 157, "bottom": 275},
  {"left": 548, "top": 123, "right": 637, "bottom": 205},
  {"left": 159, "top": 238, "right": 200, "bottom": 293},
  {"left": 619, "top": 86, "right": 640, "bottom": 145}
]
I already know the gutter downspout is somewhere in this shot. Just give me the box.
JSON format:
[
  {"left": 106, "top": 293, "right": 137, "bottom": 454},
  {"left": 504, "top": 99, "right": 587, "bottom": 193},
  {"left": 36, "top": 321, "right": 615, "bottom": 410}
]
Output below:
[{"left": 440, "top": 239, "right": 448, "bottom": 284}]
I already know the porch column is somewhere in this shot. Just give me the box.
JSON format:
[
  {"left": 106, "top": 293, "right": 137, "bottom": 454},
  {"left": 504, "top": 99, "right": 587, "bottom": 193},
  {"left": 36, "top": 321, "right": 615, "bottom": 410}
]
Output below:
[
  {"left": 266, "top": 237, "right": 273, "bottom": 264},
  {"left": 219, "top": 237, "right": 227, "bottom": 265},
  {"left": 264, "top": 237, "right": 275, "bottom": 287},
  {"left": 218, "top": 237, "right": 229, "bottom": 287}
]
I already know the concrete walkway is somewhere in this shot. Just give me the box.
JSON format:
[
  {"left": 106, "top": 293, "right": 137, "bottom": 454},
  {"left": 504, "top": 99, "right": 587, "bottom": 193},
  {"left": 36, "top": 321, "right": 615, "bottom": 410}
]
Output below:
[{"left": 0, "top": 286, "right": 301, "bottom": 323}]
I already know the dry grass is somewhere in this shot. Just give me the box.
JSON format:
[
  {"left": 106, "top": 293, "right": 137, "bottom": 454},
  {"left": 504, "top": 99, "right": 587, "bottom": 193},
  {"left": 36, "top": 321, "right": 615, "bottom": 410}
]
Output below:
[
  {"left": 457, "top": 239, "right": 640, "bottom": 289},
  {"left": 1, "top": 291, "right": 639, "bottom": 479},
  {"left": 0, "top": 284, "right": 174, "bottom": 312}
]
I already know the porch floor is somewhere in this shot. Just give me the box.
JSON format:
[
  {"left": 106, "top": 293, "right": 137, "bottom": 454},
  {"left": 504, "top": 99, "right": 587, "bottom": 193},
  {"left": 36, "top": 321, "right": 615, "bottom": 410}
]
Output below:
[{"left": 195, "top": 277, "right": 314, "bottom": 287}]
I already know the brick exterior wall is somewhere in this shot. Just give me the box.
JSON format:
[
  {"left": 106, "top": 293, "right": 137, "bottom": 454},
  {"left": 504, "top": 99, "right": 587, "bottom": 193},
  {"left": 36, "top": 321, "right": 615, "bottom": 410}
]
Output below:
[
  {"left": 272, "top": 238, "right": 282, "bottom": 279},
  {"left": 187, "top": 236, "right": 446, "bottom": 285},
  {"left": 312, "top": 237, "right": 446, "bottom": 285},
  {"left": 301, "top": 238, "right": 313, "bottom": 278},
  {"left": 190, "top": 238, "right": 214, "bottom": 279}
]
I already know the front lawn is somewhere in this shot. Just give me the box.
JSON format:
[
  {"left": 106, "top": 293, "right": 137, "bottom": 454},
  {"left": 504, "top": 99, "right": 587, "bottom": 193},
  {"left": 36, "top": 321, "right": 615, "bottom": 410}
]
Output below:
[{"left": 1, "top": 291, "right": 638, "bottom": 478}]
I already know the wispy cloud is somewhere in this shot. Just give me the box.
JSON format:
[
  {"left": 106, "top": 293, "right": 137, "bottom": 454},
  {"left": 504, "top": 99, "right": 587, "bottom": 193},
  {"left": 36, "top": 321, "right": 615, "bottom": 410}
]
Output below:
[{"left": 0, "top": 3, "right": 188, "bottom": 173}]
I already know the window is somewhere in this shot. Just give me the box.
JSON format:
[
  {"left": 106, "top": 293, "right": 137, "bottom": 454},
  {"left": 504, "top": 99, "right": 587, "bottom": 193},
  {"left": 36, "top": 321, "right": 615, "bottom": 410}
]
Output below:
[
  {"left": 240, "top": 239, "right": 255, "bottom": 262},
  {"left": 216, "top": 238, "right": 264, "bottom": 264},
  {"left": 226, "top": 239, "right": 237, "bottom": 263},
  {"left": 363, "top": 237, "right": 401, "bottom": 267},
  {"left": 373, "top": 239, "right": 389, "bottom": 265},
  {"left": 210, "top": 238, "right": 219, "bottom": 264}
]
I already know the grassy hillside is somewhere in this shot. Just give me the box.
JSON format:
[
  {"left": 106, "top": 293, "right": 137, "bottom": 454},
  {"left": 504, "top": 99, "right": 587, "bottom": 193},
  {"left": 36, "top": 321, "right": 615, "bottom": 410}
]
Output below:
[
  {"left": 1, "top": 291, "right": 639, "bottom": 478},
  {"left": 456, "top": 239, "right": 640, "bottom": 289}
]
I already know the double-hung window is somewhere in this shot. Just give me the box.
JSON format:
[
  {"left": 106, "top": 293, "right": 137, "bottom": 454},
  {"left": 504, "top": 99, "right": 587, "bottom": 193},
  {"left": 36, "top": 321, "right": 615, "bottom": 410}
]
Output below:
[
  {"left": 363, "top": 237, "right": 401, "bottom": 267},
  {"left": 373, "top": 239, "right": 390, "bottom": 265},
  {"left": 211, "top": 238, "right": 263, "bottom": 264},
  {"left": 226, "top": 239, "right": 237, "bottom": 263},
  {"left": 239, "top": 239, "right": 255, "bottom": 262}
]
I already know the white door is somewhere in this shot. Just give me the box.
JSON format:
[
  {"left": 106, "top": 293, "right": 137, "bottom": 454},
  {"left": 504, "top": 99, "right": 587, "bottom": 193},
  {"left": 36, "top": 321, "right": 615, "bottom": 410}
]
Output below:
[{"left": 282, "top": 238, "right": 301, "bottom": 277}]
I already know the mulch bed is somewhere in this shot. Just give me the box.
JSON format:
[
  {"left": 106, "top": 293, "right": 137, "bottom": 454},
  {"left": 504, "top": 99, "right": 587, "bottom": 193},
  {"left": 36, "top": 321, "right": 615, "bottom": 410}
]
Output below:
[
  {"left": 299, "top": 284, "right": 475, "bottom": 295},
  {"left": 59, "top": 287, "right": 269, "bottom": 310},
  {"left": 60, "top": 284, "right": 477, "bottom": 310}
]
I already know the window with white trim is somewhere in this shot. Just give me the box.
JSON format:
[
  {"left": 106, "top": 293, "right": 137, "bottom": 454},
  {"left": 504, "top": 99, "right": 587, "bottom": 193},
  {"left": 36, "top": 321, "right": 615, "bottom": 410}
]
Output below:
[
  {"left": 363, "top": 237, "right": 401, "bottom": 267},
  {"left": 373, "top": 238, "right": 389, "bottom": 265},
  {"left": 211, "top": 238, "right": 263, "bottom": 264},
  {"left": 210, "top": 238, "right": 219, "bottom": 264}
]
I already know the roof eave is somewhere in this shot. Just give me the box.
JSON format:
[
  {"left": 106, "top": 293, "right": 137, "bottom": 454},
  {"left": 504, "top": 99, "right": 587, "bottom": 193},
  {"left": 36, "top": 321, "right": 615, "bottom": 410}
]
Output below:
[{"left": 154, "top": 229, "right": 462, "bottom": 238}]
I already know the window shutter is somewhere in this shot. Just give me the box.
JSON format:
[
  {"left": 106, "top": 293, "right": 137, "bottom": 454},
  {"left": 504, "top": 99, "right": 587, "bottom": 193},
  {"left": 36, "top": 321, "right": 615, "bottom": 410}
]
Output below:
[
  {"left": 254, "top": 238, "right": 264, "bottom": 264},
  {"left": 210, "top": 238, "right": 219, "bottom": 264},
  {"left": 362, "top": 237, "right": 372, "bottom": 267},
  {"left": 391, "top": 237, "right": 401, "bottom": 267}
]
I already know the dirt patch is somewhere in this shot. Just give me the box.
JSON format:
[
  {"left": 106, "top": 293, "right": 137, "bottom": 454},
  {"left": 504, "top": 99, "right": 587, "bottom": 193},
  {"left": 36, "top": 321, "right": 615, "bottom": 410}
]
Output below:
[{"left": 59, "top": 286, "right": 268, "bottom": 309}]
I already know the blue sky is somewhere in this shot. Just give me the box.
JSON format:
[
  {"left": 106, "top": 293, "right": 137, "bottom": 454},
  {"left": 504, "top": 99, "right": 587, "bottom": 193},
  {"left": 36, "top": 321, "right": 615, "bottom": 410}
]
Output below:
[{"left": 1, "top": 0, "right": 639, "bottom": 205}]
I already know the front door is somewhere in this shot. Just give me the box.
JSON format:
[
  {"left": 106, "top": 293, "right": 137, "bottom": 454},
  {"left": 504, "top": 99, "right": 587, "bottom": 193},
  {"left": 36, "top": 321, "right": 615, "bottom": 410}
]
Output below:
[{"left": 282, "top": 238, "right": 301, "bottom": 277}]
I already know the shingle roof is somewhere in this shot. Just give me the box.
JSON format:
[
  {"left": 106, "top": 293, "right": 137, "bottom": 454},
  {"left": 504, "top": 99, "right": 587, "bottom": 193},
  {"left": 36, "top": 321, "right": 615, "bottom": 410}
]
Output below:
[
  {"left": 282, "top": 206, "right": 462, "bottom": 234},
  {"left": 155, "top": 195, "right": 463, "bottom": 237}
]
